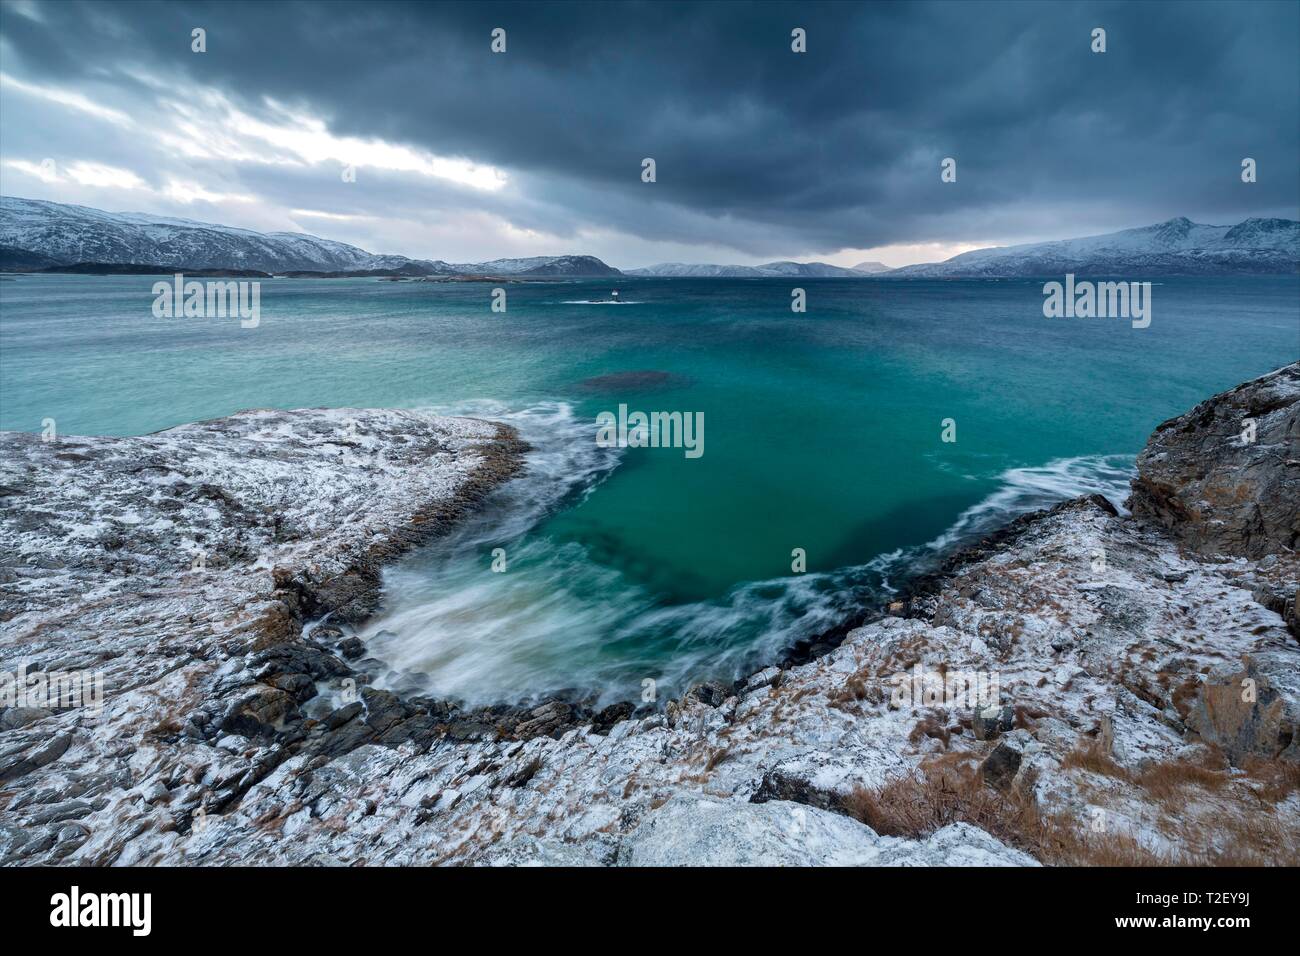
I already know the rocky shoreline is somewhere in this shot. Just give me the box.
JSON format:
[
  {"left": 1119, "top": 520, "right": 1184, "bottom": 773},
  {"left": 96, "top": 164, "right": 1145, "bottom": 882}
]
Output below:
[{"left": 1, "top": 366, "right": 1297, "bottom": 866}]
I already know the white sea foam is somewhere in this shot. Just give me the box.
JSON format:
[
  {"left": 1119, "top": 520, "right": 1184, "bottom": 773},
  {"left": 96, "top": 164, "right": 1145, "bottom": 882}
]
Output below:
[{"left": 922, "top": 454, "right": 1134, "bottom": 555}]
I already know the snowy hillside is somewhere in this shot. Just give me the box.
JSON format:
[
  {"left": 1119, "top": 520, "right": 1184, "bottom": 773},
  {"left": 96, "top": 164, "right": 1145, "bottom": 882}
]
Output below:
[
  {"left": 889, "top": 217, "right": 1299, "bottom": 277},
  {"left": 0, "top": 197, "right": 621, "bottom": 276}
]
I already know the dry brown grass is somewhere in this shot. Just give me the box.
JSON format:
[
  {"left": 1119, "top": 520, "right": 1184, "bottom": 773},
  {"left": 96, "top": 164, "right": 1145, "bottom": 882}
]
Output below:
[
  {"left": 827, "top": 665, "right": 888, "bottom": 710},
  {"left": 1061, "top": 741, "right": 1236, "bottom": 809},
  {"left": 1013, "top": 704, "right": 1050, "bottom": 729},
  {"left": 144, "top": 716, "right": 184, "bottom": 740},
  {"left": 679, "top": 744, "right": 735, "bottom": 782},
  {"left": 1060, "top": 739, "right": 1127, "bottom": 778},
  {"left": 841, "top": 676, "right": 869, "bottom": 702},
  {"left": 1241, "top": 756, "right": 1300, "bottom": 803},
  {"left": 907, "top": 714, "right": 952, "bottom": 748},
  {"left": 251, "top": 801, "right": 300, "bottom": 836},
  {"left": 842, "top": 754, "right": 1300, "bottom": 866},
  {"left": 704, "top": 746, "right": 731, "bottom": 772},
  {"left": 844, "top": 760, "right": 1168, "bottom": 865},
  {"left": 1135, "top": 759, "right": 1228, "bottom": 805},
  {"left": 1164, "top": 672, "right": 1200, "bottom": 721},
  {"left": 842, "top": 757, "right": 1033, "bottom": 842},
  {"left": 506, "top": 755, "right": 544, "bottom": 788}
]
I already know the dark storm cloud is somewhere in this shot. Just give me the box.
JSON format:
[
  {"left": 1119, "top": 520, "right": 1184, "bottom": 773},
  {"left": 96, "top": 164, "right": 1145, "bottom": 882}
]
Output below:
[{"left": 1, "top": 0, "right": 1297, "bottom": 259}]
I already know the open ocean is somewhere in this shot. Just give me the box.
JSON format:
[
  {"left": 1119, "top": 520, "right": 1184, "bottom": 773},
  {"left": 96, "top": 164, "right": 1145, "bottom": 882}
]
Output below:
[{"left": 2, "top": 274, "right": 1297, "bottom": 703}]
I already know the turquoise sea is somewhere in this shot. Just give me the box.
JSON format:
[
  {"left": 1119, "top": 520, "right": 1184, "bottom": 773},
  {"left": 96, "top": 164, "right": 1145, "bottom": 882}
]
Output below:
[{"left": 2, "top": 275, "right": 1296, "bottom": 703}]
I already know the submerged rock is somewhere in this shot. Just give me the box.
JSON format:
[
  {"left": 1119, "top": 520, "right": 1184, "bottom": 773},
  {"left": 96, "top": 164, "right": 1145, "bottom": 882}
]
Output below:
[{"left": 574, "top": 370, "right": 691, "bottom": 393}]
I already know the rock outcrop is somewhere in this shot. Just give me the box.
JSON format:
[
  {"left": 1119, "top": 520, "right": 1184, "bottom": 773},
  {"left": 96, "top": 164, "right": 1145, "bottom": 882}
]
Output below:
[
  {"left": 0, "top": 408, "right": 526, "bottom": 862},
  {"left": 1185, "top": 659, "right": 1300, "bottom": 764},
  {"left": 2, "top": 366, "right": 1298, "bottom": 867},
  {"left": 1130, "top": 362, "right": 1299, "bottom": 559}
]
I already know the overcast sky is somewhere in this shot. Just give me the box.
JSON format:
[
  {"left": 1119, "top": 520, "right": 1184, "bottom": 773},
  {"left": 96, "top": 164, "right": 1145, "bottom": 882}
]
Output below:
[{"left": 0, "top": 0, "right": 1296, "bottom": 268}]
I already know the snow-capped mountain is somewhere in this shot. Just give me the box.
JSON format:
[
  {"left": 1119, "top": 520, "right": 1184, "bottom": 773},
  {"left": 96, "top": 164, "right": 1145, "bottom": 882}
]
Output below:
[
  {"left": 0, "top": 196, "right": 442, "bottom": 274},
  {"left": 0, "top": 197, "right": 621, "bottom": 276},
  {"left": 888, "top": 217, "right": 1299, "bottom": 277},
  {"left": 626, "top": 260, "right": 874, "bottom": 277},
  {"left": 8, "top": 198, "right": 1292, "bottom": 280}
]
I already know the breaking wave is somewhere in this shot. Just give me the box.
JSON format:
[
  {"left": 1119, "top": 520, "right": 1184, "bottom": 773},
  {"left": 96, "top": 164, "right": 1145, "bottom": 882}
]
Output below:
[
  {"left": 353, "top": 409, "right": 1135, "bottom": 707},
  {"left": 923, "top": 454, "right": 1135, "bottom": 556}
]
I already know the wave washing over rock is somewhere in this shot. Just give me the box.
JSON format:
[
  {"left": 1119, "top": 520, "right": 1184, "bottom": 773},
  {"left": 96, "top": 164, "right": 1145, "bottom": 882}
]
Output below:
[
  {"left": 357, "top": 408, "right": 1137, "bottom": 710},
  {"left": 1, "top": 367, "right": 1297, "bottom": 866}
]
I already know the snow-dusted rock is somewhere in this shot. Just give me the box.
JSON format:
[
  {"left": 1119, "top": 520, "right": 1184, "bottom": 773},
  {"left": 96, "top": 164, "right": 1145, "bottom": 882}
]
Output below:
[
  {"left": 617, "top": 795, "right": 1036, "bottom": 867},
  {"left": 475, "top": 836, "right": 605, "bottom": 867},
  {"left": 2, "top": 365, "right": 1296, "bottom": 867},
  {"left": 617, "top": 795, "right": 887, "bottom": 866},
  {"left": 875, "top": 823, "right": 1039, "bottom": 867}
]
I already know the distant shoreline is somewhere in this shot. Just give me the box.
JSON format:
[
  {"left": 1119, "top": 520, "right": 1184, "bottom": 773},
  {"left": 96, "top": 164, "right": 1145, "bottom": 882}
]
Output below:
[{"left": 5, "top": 267, "right": 1299, "bottom": 281}]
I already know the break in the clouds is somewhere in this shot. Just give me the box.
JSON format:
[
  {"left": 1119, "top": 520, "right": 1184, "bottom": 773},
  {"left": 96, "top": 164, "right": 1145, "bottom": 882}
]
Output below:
[{"left": 0, "top": 0, "right": 1296, "bottom": 268}]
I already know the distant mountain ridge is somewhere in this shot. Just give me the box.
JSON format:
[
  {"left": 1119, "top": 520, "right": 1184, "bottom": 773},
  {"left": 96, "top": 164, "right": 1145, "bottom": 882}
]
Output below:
[
  {"left": 0, "top": 197, "right": 620, "bottom": 276},
  {"left": 3, "top": 198, "right": 1294, "bottom": 279},
  {"left": 888, "top": 217, "right": 1299, "bottom": 277}
]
